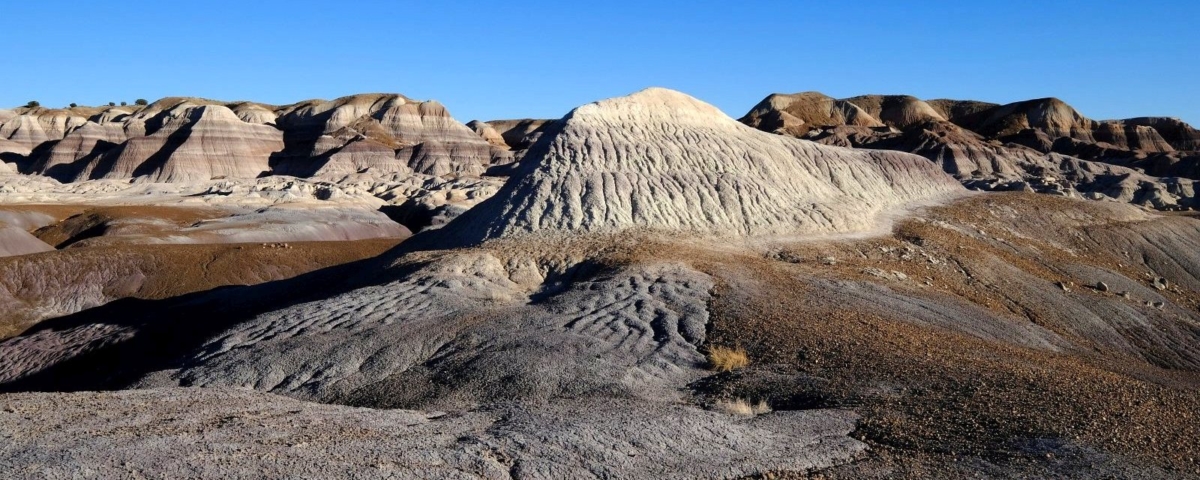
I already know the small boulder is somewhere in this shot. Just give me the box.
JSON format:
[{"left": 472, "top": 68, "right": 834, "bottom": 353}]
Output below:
[{"left": 767, "top": 250, "right": 803, "bottom": 264}]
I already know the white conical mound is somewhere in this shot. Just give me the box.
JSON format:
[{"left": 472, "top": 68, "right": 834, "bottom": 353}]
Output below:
[{"left": 442, "top": 87, "right": 963, "bottom": 241}]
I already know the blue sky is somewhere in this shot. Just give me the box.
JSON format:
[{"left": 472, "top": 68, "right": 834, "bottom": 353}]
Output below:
[{"left": 3, "top": 1, "right": 1197, "bottom": 124}]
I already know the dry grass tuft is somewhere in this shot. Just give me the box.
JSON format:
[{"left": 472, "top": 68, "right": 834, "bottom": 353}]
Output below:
[
  {"left": 707, "top": 345, "right": 749, "bottom": 372},
  {"left": 715, "top": 398, "right": 771, "bottom": 416}
]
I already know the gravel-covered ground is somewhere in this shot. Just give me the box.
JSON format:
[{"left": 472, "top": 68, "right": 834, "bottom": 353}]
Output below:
[{"left": 2, "top": 193, "right": 1199, "bottom": 478}]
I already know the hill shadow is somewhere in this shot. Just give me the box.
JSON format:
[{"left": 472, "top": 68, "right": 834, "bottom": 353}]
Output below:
[
  {"left": 0, "top": 250, "right": 431, "bottom": 393},
  {"left": 40, "top": 140, "right": 122, "bottom": 182}
]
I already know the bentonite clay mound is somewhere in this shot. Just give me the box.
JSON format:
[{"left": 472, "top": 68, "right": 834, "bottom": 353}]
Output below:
[{"left": 442, "top": 88, "right": 963, "bottom": 242}]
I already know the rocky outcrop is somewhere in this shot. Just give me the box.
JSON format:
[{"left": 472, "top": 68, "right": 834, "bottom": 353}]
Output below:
[{"left": 443, "top": 88, "right": 962, "bottom": 241}]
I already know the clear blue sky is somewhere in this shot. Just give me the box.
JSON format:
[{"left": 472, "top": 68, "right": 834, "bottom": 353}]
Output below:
[{"left": 3, "top": 1, "right": 1197, "bottom": 125}]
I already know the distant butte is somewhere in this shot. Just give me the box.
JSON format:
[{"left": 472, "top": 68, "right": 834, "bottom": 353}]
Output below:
[{"left": 741, "top": 92, "right": 1200, "bottom": 210}]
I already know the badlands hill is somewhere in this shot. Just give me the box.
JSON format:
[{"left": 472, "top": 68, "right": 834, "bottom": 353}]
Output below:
[
  {"left": 0, "top": 94, "right": 511, "bottom": 183},
  {"left": 442, "top": 88, "right": 962, "bottom": 242},
  {"left": 742, "top": 92, "right": 1200, "bottom": 210}
]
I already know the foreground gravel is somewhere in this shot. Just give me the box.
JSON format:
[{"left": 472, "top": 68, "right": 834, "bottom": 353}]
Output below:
[{"left": 0, "top": 387, "right": 865, "bottom": 479}]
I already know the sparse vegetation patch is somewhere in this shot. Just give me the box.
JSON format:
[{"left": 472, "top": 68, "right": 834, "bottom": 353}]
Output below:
[
  {"left": 715, "top": 398, "right": 771, "bottom": 416},
  {"left": 707, "top": 345, "right": 749, "bottom": 372}
]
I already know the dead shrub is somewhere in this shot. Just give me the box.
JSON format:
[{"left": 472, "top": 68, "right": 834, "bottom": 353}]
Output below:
[
  {"left": 707, "top": 345, "right": 749, "bottom": 372},
  {"left": 715, "top": 398, "right": 771, "bottom": 416}
]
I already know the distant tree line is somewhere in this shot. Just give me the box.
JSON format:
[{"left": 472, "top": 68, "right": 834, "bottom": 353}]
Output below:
[{"left": 22, "top": 99, "right": 149, "bottom": 109}]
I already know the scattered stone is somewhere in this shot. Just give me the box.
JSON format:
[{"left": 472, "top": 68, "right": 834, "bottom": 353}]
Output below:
[
  {"left": 863, "top": 268, "right": 907, "bottom": 281},
  {"left": 1095, "top": 281, "right": 1109, "bottom": 292},
  {"left": 767, "top": 250, "right": 803, "bottom": 264}
]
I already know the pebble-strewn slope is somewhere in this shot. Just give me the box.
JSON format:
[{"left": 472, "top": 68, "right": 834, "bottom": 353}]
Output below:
[{"left": 0, "top": 388, "right": 864, "bottom": 479}]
